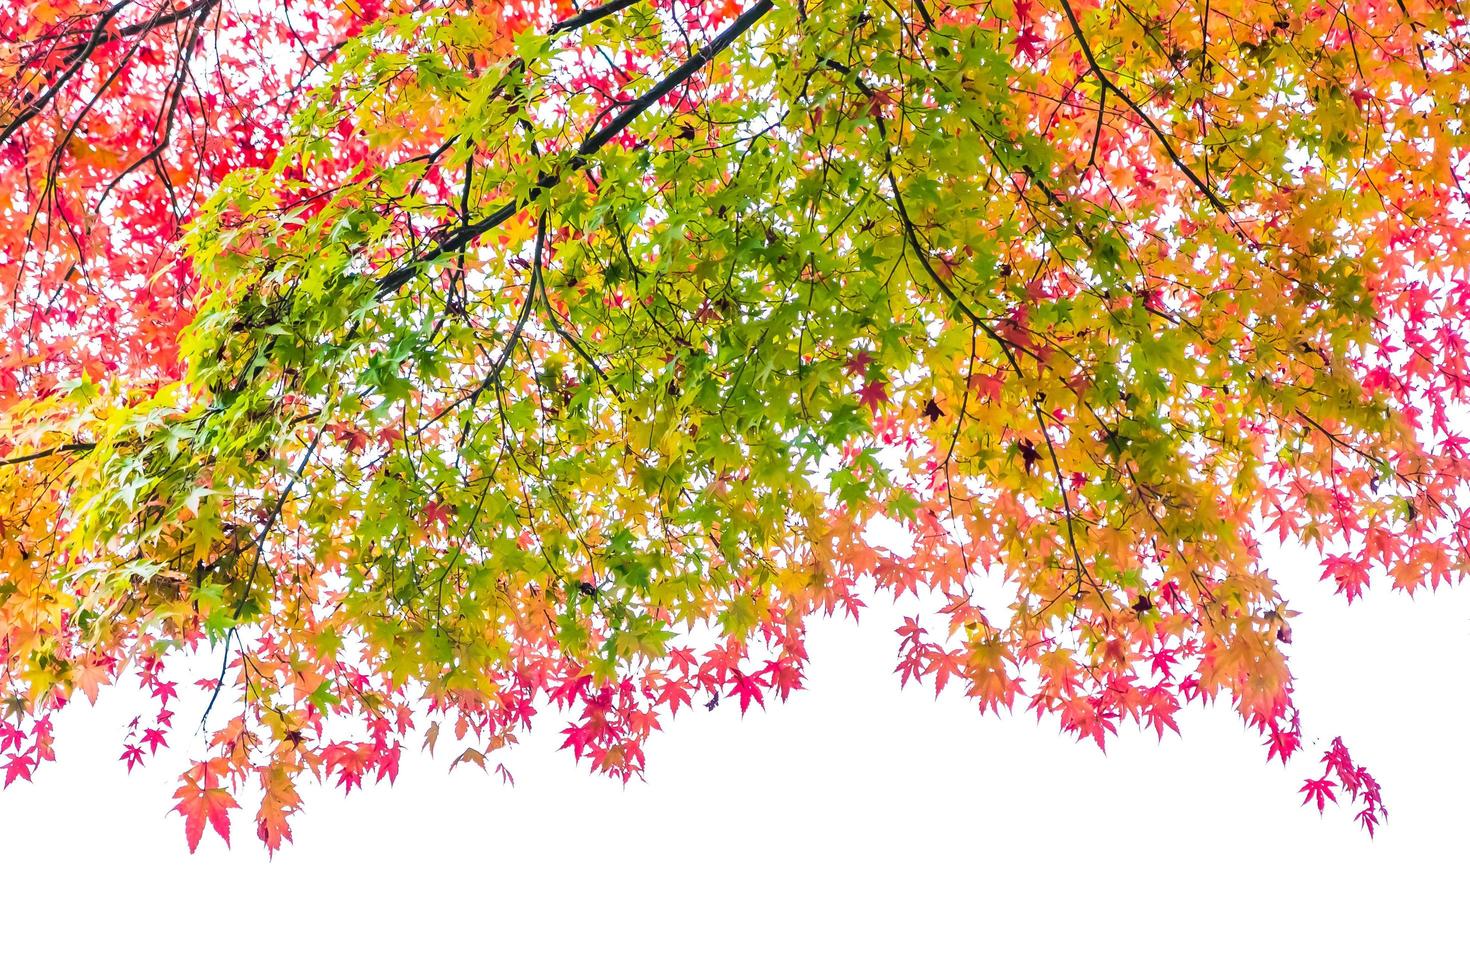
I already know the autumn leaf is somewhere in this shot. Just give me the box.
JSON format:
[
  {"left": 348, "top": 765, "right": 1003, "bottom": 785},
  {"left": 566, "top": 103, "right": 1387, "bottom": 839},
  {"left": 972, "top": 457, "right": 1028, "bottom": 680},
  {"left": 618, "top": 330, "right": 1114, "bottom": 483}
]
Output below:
[
  {"left": 1300, "top": 777, "right": 1338, "bottom": 815},
  {"left": 728, "top": 670, "right": 765, "bottom": 715},
  {"left": 172, "top": 762, "right": 240, "bottom": 853},
  {"left": 3, "top": 752, "right": 35, "bottom": 788},
  {"left": 857, "top": 378, "right": 889, "bottom": 412}
]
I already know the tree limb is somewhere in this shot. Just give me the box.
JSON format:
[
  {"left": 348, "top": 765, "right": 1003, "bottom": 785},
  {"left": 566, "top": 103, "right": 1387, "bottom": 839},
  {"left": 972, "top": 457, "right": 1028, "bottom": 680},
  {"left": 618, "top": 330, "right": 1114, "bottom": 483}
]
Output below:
[
  {"left": 1055, "top": 0, "right": 1232, "bottom": 217},
  {"left": 374, "top": 0, "right": 775, "bottom": 296},
  {"left": 0, "top": 442, "right": 97, "bottom": 468}
]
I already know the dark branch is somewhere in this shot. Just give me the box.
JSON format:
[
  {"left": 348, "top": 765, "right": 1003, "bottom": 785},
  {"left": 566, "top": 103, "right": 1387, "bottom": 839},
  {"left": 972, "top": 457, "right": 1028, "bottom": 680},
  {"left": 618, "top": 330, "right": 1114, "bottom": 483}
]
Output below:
[
  {"left": 0, "top": 1, "right": 130, "bottom": 148},
  {"left": 1, "top": 1, "right": 222, "bottom": 149},
  {"left": 0, "top": 442, "right": 97, "bottom": 468},
  {"left": 1055, "top": 0, "right": 1232, "bottom": 217},
  {"left": 549, "top": 0, "right": 647, "bottom": 36},
  {"left": 374, "top": 0, "right": 775, "bottom": 296}
]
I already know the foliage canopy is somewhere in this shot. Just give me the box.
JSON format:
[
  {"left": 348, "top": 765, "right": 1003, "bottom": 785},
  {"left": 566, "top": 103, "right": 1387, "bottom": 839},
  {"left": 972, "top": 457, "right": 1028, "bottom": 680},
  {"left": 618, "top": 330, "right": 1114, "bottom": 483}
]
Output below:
[{"left": 4, "top": 0, "right": 1468, "bottom": 849}]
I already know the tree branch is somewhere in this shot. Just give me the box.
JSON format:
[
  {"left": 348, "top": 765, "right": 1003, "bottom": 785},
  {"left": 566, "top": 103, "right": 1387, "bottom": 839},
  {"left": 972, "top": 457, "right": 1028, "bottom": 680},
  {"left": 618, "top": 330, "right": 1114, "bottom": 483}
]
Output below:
[
  {"left": 549, "top": 0, "right": 648, "bottom": 35},
  {"left": 0, "top": 442, "right": 97, "bottom": 468},
  {"left": 374, "top": 0, "right": 775, "bottom": 296},
  {"left": 1, "top": 1, "right": 223, "bottom": 149},
  {"left": 0, "top": 2, "right": 130, "bottom": 147},
  {"left": 1055, "top": 0, "right": 1232, "bottom": 217},
  {"left": 199, "top": 418, "right": 328, "bottom": 729}
]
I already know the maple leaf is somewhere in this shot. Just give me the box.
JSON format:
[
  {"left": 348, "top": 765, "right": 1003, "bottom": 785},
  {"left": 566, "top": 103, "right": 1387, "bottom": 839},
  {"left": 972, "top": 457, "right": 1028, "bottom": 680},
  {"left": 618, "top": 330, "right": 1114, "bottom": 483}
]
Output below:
[
  {"left": 1387, "top": 559, "right": 1422, "bottom": 593},
  {"left": 925, "top": 649, "right": 964, "bottom": 697},
  {"left": 172, "top": 763, "right": 239, "bottom": 853},
  {"left": 256, "top": 765, "right": 302, "bottom": 855},
  {"left": 450, "top": 747, "right": 489, "bottom": 772},
  {"left": 0, "top": 724, "right": 23, "bottom": 754},
  {"left": 659, "top": 679, "right": 695, "bottom": 715},
  {"left": 422, "top": 498, "right": 455, "bottom": 529},
  {"left": 559, "top": 726, "right": 593, "bottom": 760},
  {"left": 3, "top": 752, "right": 35, "bottom": 788},
  {"left": 375, "top": 742, "right": 402, "bottom": 785},
  {"left": 761, "top": 658, "right": 804, "bottom": 700},
  {"left": 728, "top": 671, "right": 765, "bottom": 715},
  {"left": 71, "top": 659, "right": 109, "bottom": 705},
  {"left": 257, "top": 809, "right": 295, "bottom": 853},
  {"left": 1321, "top": 554, "right": 1371, "bottom": 601},
  {"left": 1300, "top": 777, "right": 1337, "bottom": 814},
  {"left": 1013, "top": 24, "right": 1045, "bottom": 61},
  {"left": 1264, "top": 724, "right": 1300, "bottom": 765},
  {"left": 1016, "top": 439, "right": 1042, "bottom": 474},
  {"left": 845, "top": 350, "right": 874, "bottom": 376},
  {"left": 895, "top": 653, "right": 925, "bottom": 688},
  {"left": 140, "top": 728, "right": 168, "bottom": 754},
  {"left": 864, "top": 88, "right": 893, "bottom": 120},
  {"left": 969, "top": 371, "right": 1005, "bottom": 400},
  {"left": 857, "top": 378, "right": 889, "bottom": 411},
  {"left": 322, "top": 742, "right": 371, "bottom": 792}
]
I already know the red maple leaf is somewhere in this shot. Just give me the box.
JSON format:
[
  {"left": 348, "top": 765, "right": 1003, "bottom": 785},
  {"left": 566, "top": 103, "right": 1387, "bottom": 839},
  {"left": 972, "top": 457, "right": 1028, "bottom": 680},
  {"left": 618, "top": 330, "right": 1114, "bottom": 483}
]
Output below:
[
  {"left": 1300, "top": 777, "right": 1337, "bottom": 813},
  {"left": 857, "top": 378, "right": 889, "bottom": 411},
  {"left": 120, "top": 745, "right": 145, "bottom": 772},
  {"left": 1014, "top": 25, "right": 1045, "bottom": 61},
  {"left": 728, "top": 670, "right": 766, "bottom": 714},
  {"left": 1264, "top": 723, "right": 1300, "bottom": 764},
  {"left": 321, "top": 742, "right": 371, "bottom": 793},
  {"left": 560, "top": 723, "right": 594, "bottom": 759},
  {"left": 141, "top": 727, "right": 169, "bottom": 754},
  {"left": 659, "top": 678, "right": 694, "bottom": 715},
  {"left": 3, "top": 751, "right": 35, "bottom": 788},
  {"left": 1321, "top": 553, "right": 1371, "bottom": 601},
  {"left": 422, "top": 498, "right": 455, "bottom": 529},
  {"left": 762, "top": 658, "right": 804, "bottom": 700}
]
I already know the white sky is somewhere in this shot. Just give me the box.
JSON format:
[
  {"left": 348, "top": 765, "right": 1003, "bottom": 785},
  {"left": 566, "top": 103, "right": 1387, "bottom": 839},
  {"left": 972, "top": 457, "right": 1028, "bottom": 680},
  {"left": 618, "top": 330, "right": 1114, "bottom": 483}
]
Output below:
[{"left": 2, "top": 541, "right": 1464, "bottom": 977}]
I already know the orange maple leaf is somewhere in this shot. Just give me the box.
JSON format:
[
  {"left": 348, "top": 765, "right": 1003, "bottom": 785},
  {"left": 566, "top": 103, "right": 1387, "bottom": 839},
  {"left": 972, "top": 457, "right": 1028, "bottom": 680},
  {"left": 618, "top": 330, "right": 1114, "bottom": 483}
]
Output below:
[{"left": 172, "top": 760, "right": 239, "bottom": 853}]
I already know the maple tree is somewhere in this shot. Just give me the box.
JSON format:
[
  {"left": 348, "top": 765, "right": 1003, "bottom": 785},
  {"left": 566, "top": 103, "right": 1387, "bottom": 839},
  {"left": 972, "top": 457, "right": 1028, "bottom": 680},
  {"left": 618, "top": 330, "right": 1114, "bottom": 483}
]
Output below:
[{"left": 4, "top": 0, "right": 1468, "bottom": 851}]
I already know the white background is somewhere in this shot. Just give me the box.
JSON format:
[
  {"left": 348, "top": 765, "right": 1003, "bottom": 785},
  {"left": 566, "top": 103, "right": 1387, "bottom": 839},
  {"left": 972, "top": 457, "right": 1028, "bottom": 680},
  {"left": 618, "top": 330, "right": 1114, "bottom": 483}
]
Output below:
[{"left": 3, "top": 543, "right": 1465, "bottom": 978}]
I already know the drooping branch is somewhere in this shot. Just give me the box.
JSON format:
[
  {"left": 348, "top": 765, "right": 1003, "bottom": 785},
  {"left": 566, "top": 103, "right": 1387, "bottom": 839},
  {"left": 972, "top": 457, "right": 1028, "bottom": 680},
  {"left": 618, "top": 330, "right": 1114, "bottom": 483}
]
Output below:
[
  {"left": 374, "top": 0, "right": 775, "bottom": 296},
  {"left": 0, "top": 0, "right": 222, "bottom": 149},
  {"left": 0, "top": 2, "right": 130, "bottom": 148},
  {"left": 1054, "top": 0, "right": 1233, "bottom": 217}
]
